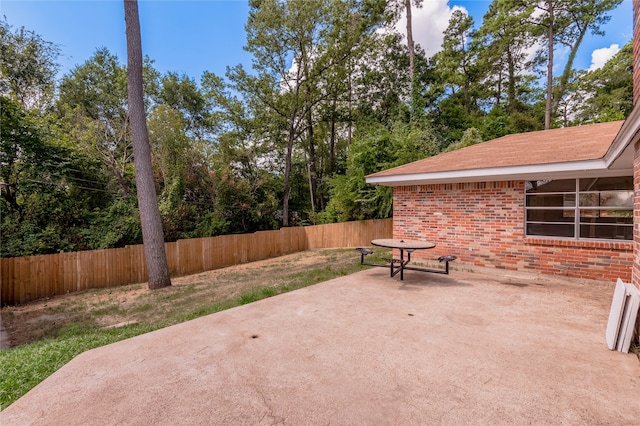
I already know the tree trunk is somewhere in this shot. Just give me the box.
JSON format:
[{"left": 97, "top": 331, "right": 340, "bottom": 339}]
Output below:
[
  {"left": 462, "top": 57, "right": 470, "bottom": 113},
  {"left": 109, "top": 160, "right": 130, "bottom": 198},
  {"left": 545, "top": 0, "right": 554, "bottom": 130},
  {"left": 282, "top": 115, "right": 296, "bottom": 227},
  {"left": 329, "top": 98, "right": 336, "bottom": 175},
  {"left": 507, "top": 47, "right": 516, "bottom": 112},
  {"left": 551, "top": 24, "right": 588, "bottom": 117},
  {"left": 347, "top": 56, "right": 353, "bottom": 146},
  {"left": 307, "top": 161, "right": 315, "bottom": 213},
  {"left": 405, "top": 0, "right": 415, "bottom": 86},
  {"left": 124, "top": 0, "right": 171, "bottom": 290},
  {"left": 305, "top": 89, "right": 317, "bottom": 214}
]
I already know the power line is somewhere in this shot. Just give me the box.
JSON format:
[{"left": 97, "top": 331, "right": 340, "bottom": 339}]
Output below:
[
  {"left": 25, "top": 179, "right": 115, "bottom": 194},
  {"left": 50, "top": 173, "right": 109, "bottom": 186}
]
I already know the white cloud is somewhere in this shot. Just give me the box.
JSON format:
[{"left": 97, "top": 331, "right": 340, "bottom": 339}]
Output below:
[
  {"left": 394, "top": 0, "right": 465, "bottom": 57},
  {"left": 588, "top": 44, "right": 620, "bottom": 71}
]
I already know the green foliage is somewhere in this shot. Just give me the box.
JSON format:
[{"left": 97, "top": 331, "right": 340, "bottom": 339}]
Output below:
[
  {"left": 445, "top": 127, "right": 483, "bottom": 152},
  {"left": 191, "top": 212, "right": 229, "bottom": 237},
  {"left": 430, "top": 10, "right": 485, "bottom": 143},
  {"left": 572, "top": 40, "right": 633, "bottom": 124},
  {"left": 435, "top": 9, "right": 478, "bottom": 110},
  {"left": 474, "top": 1, "right": 536, "bottom": 123},
  {"left": 0, "top": 97, "right": 41, "bottom": 198},
  {"left": 322, "top": 121, "right": 439, "bottom": 222},
  {"left": 0, "top": 2, "right": 633, "bottom": 257},
  {"left": 157, "top": 72, "right": 208, "bottom": 138},
  {"left": 57, "top": 48, "right": 134, "bottom": 198},
  {"left": 0, "top": 19, "right": 60, "bottom": 110},
  {"left": 81, "top": 199, "right": 142, "bottom": 249},
  {"left": 353, "top": 33, "right": 414, "bottom": 125},
  {"left": 477, "top": 105, "right": 543, "bottom": 140},
  {"left": 498, "top": 0, "right": 623, "bottom": 128},
  {"left": 0, "top": 97, "right": 105, "bottom": 256}
]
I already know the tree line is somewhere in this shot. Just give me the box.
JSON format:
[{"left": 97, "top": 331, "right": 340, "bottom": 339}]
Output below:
[{"left": 1, "top": 0, "right": 632, "bottom": 258}]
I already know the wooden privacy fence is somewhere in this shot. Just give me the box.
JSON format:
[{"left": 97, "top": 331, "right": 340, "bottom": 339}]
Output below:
[{"left": 1, "top": 218, "right": 392, "bottom": 305}]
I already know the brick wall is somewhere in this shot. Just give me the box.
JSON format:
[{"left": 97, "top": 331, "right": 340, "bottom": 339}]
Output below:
[
  {"left": 632, "top": 0, "right": 640, "bottom": 293},
  {"left": 393, "top": 181, "right": 633, "bottom": 282},
  {"left": 634, "top": 0, "right": 640, "bottom": 104},
  {"left": 630, "top": 0, "right": 640, "bottom": 342},
  {"left": 634, "top": 141, "right": 640, "bottom": 291}
]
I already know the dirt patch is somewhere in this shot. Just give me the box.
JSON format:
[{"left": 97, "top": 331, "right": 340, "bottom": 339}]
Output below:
[{"left": 0, "top": 249, "right": 362, "bottom": 347}]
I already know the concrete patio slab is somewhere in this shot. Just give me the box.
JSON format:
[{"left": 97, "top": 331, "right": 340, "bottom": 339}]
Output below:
[{"left": 2, "top": 267, "right": 639, "bottom": 425}]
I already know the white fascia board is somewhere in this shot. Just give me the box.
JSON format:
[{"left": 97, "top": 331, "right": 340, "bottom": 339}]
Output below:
[
  {"left": 605, "top": 106, "right": 640, "bottom": 167},
  {"left": 365, "top": 159, "right": 634, "bottom": 187}
]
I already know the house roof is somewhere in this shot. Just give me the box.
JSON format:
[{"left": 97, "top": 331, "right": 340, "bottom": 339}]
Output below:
[{"left": 366, "top": 120, "right": 631, "bottom": 186}]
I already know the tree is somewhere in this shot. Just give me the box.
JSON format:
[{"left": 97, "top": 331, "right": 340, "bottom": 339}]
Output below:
[
  {"left": 57, "top": 49, "right": 134, "bottom": 198},
  {"left": 538, "top": 0, "right": 558, "bottom": 129},
  {"left": 147, "top": 104, "right": 218, "bottom": 240},
  {"left": 404, "top": 0, "right": 416, "bottom": 86},
  {"left": 506, "top": 0, "right": 622, "bottom": 128},
  {"left": 227, "top": 0, "right": 383, "bottom": 226},
  {"left": 475, "top": 1, "right": 534, "bottom": 113},
  {"left": 324, "top": 121, "right": 439, "bottom": 222},
  {"left": 436, "top": 10, "right": 478, "bottom": 114},
  {"left": 351, "top": 33, "right": 413, "bottom": 124},
  {"left": 571, "top": 40, "right": 633, "bottom": 124},
  {"left": 228, "top": 0, "right": 317, "bottom": 226},
  {"left": 123, "top": 0, "right": 171, "bottom": 290},
  {"left": 444, "top": 127, "right": 482, "bottom": 152},
  {"left": 431, "top": 9, "right": 483, "bottom": 143},
  {"left": 0, "top": 97, "right": 107, "bottom": 257},
  {"left": 384, "top": 0, "right": 424, "bottom": 117},
  {"left": 0, "top": 97, "right": 42, "bottom": 214},
  {"left": 0, "top": 19, "right": 60, "bottom": 110},
  {"left": 549, "top": 0, "right": 623, "bottom": 125},
  {"left": 201, "top": 71, "right": 285, "bottom": 233},
  {"left": 157, "top": 72, "right": 209, "bottom": 140},
  {"left": 471, "top": 1, "right": 542, "bottom": 136}
]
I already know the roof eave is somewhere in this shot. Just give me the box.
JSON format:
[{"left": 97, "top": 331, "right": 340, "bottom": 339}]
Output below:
[
  {"left": 605, "top": 106, "right": 640, "bottom": 168},
  {"left": 366, "top": 159, "right": 632, "bottom": 187}
]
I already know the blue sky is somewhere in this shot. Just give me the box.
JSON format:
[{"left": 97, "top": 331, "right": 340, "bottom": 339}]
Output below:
[{"left": 1, "top": 0, "right": 634, "bottom": 83}]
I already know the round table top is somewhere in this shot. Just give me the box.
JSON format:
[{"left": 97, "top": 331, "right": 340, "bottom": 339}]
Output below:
[{"left": 371, "top": 239, "right": 436, "bottom": 250}]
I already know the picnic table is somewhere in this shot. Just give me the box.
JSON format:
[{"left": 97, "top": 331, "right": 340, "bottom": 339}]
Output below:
[{"left": 356, "top": 239, "right": 456, "bottom": 281}]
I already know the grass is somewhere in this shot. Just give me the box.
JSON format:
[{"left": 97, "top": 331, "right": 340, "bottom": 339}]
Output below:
[
  {"left": 0, "top": 248, "right": 386, "bottom": 410},
  {"left": 632, "top": 343, "right": 640, "bottom": 362}
]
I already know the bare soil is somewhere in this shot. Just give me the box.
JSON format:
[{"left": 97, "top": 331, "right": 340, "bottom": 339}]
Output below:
[{"left": 1, "top": 248, "right": 363, "bottom": 347}]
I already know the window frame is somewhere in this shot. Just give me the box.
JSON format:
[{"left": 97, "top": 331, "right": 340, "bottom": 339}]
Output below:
[{"left": 524, "top": 178, "right": 633, "bottom": 241}]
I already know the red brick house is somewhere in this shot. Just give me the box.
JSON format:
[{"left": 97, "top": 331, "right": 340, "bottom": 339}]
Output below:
[
  {"left": 367, "top": 121, "right": 634, "bottom": 282},
  {"left": 366, "top": 0, "right": 640, "bottom": 298}
]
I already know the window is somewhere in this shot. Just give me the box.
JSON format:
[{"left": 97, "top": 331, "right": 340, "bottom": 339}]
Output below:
[{"left": 525, "top": 177, "right": 633, "bottom": 240}]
